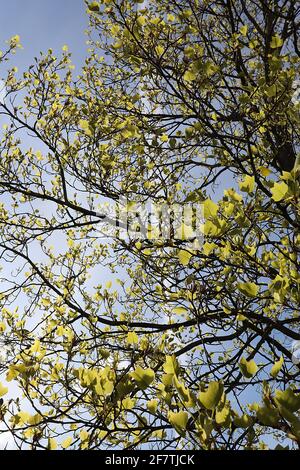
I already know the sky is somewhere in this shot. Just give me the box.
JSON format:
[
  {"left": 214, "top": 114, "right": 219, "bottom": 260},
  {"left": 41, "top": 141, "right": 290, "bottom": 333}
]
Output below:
[{"left": 0, "top": 0, "right": 88, "bottom": 71}]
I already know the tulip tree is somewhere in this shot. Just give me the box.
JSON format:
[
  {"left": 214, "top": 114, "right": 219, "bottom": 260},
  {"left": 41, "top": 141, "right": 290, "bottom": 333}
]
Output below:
[{"left": 0, "top": 0, "right": 300, "bottom": 450}]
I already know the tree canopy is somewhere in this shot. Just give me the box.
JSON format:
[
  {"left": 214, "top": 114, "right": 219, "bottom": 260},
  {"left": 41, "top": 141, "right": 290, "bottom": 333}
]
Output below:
[{"left": 0, "top": 0, "right": 300, "bottom": 450}]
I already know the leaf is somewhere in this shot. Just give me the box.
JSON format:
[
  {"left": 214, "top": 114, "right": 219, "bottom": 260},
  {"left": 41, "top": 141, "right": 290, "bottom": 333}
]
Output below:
[
  {"left": 155, "top": 45, "right": 164, "bottom": 56},
  {"left": 276, "top": 403, "right": 300, "bottom": 439},
  {"left": 215, "top": 404, "right": 231, "bottom": 427},
  {"left": 259, "top": 166, "right": 271, "bottom": 177},
  {"left": 237, "top": 281, "right": 259, "bottom": 298},
  {"left": 28, "top": 413, "right": 42, "bottom": 425},
  {"left": 224, "top": 188, "right": 243, "bottom": 202},
  {"left": 61, "top": 437, "right": 72, "bottom": 449},
  {"left": 30, "top": 339, "right": 41, "bottom": 354},
  {"left": 203, "top": 198, "right": 218, "bottom": 218},
  {"left": 13, "top": 411, "right": 30, "bottom": 426},
  {"left": 270, "top": 356, "right": 284, "bottom": 378},
  {"left": 178, "top": 249, "right": 192, "bottom": 266},
  {"left": 126, "top": 331, "right": 139, "bottom": 345},
  {"left": 202, "top": 242, "right": 217, "bottom": 255},
  {"left": 271, "top": 181, "right": 288, "bottom": 201},
  {"left": 10, "top": 35, "right": 20, "bottom": 45},
  {"left": 79, "top": 119, "right": 92, "bottom": 136},
  {"left": 137, "top": 15, "right": 146, "bottom": 27},
  {"left": 122, "top": 397, "right": 134, "bottom": 409},
  {"left": 198, "top": 381, "right": 223, "bottom": 410},
  {"left": 240, "top": 25, "right": 248, "bottom": 36},
  {"left": 0, "top": 382, "right": 8, "bottom": 397},
  {"left": 274, "top": 388, "right": 300, "bottom": 412},
  {"left": 270, "top": 34, "right": 283, "bottom": 49},
  {"left": 147, "top": 399, "right": 158, "bottom": 413},
  {"left": 173, "top": 376, "right": 194, "bottom": 407},
  {"left": 183, "top": 69, "right": 197, "bottom": 82},
  {"left": 88, "top": 2, "right": 100, "bottom": 12},
  {"left": 79, "top": 429, "right": 89, "bottom": 441},
  {"left": 265, "top": 84, "right": 277, "bottom": 97},
  {"left": 79, "top": 430, "right": 89, "bottom": 449},
  {"left": 239, "top": 175, "right": 255, "bottom": 193},
  {"left": 172, "top": 306, "right": 188, "bottom": 315},
  {"left": 239, "top": 357, "right": 258, "bottom": 378},
  {"left": 160, "top": 134, "right": 169, "bottom": 142},
  {"left": 79, "top": 119, "right": 89, "bottom": 129},
  {"left": 163, "top": 355, "right": 180, "bottom": 376},
  {"left": 257, "top": 404, "right": 280, "bottom": 426},
  {"left": 48, "top": 438, "right": 57, "bottom": 450},
  {"left": 168, "top": 410, "right": 189, "bottom": 435},
  {"left": 130, "top": 366, "right": 155, "bottom": 390},
  {"left": 233, "top": 413, "right": 253, "bottom": 428}
]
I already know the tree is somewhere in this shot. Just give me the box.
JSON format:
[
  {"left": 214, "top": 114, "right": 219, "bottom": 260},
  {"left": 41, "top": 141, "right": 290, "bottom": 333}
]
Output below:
[{"left": 0, "top": 0, "right": 299, "bottom": 450}]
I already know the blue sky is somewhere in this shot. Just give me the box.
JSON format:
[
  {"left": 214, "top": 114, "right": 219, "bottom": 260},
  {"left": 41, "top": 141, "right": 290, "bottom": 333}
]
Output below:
[{"left": 0, "top": 0, "right": 88, "bottom": 71}]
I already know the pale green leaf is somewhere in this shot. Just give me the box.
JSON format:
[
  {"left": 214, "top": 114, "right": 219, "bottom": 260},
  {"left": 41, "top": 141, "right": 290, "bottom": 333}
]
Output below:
[
  {"left": 275, "top": 388, "right": 300, "bottom": 412},
  {"left": 270, "top": 356, "right": 284, "bottom": 378},
  {"left": 0, "top": 382, "right": 8, "bottom": 397},
  {"left": 198, "top": 381, "right": 223, "bottom": 410},
  {"left": 270, "top": 34, "right": 283, "bottom": 49},
  {"left": 168, "top": 410, "right": 189, "bottom": 435},
  {"left": 130, "top": 366, "right": 155, "bottom": 390},
  {"left": 239, "top": 357, "right": 258, "bottom": 378},
  {"left": 237, "top": 281, "right": 259, "bottom": 298},
  {"left": 271, "top": 182, "right": 288, "bottom": 201},
  {"left": 178, "top": 249, "right": 192, "bottom": 266}
]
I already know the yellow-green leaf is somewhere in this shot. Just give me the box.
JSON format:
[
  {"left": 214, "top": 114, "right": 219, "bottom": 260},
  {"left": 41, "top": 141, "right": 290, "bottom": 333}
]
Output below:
[
  {"left": 270, "top": 356, "right": 284, "bottom": 378},
  {"left": 168, "top": 410, "right": 189, "bottom": 435},
  {"left": 88, "top": 2, "right": 100, "bottom": 12},
  {"left": 0, "top": 382, "right": 8, "bottom": 397},
  {"left": 271, "top": 181, "right": 288, "bottom": 201},
  {"left": 127, "top": 331, "right": 139, "bottom": 345},
  {"left": 203, "top": 198, "right": 218, "bottom": 218},
  {"left": 48, "top": 438, "right": 57, "bottom": 450},
  {"left": 233, "top": 413, "right": 253, "bottom": 428},
  {"left": 130, "top": 366, "right": 155, "bottom": 390},
  {"left": 79, "top": 119, "right": 92, "bottom": 136},
  {"left": 216, "top": 404, "right": 231, "bottom": 426},
  {"left": 270, "top": 34, "right": 283, "bottom": 49},
  {"left": 172, "top": 306, "right": 188, "bottom": 315},
  {"left": 239, "top": 175, "right": 255, "bottom": 193},
  {"left": 178, "top": 249, "right": 192, "bottom": 266},
  {"left": 137, "top": 15, "right": 146, "bottom": 27},
  {"left": 183, "top": 69, "right": 197, "bottom": 82},
  {"left": 240, "top": 25, "right": 248, "bottom": 36},
  {"left": 163, "top": 355, "right": 180, "bottom": 376},
  {"left": 239, "top": 357, "right": 258, "bottom": 378},
  {"left": 147, "top": 399, "right": 158, "bottom": 413},
  {"left": 61, "top": 437, "right": 72, "bottom": 449},
  {"left": 275, "top": 388, "right": 300, "bottom": 412},
  {"left": 155, "top": 45, "right": 164, "bottom": 56},
  {"left": 237, "top": 281, "right": 259, "bottom": 298},
  {"left": 173, "top": 375, "right": 194, "bottom": 407},
  {"left": 198, "top": 381, "right": 223, "bottom": 410},
  {"left": 256, "top": 405, "right": 280, "bottom": 426}
]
